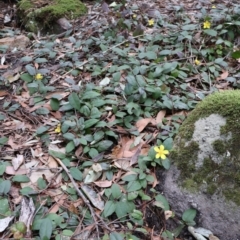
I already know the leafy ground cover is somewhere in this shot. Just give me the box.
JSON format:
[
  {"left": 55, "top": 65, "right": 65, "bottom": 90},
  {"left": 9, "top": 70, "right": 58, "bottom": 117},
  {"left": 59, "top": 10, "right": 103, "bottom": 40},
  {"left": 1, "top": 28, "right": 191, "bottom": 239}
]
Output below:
[{"left": 0, "top": 0, "right": 240, "bottom": 239}]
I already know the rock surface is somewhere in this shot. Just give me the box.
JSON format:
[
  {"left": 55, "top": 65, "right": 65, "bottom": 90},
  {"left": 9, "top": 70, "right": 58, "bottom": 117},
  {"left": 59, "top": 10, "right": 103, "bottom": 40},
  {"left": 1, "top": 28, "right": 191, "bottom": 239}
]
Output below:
[{"left": 159, "top": 90, "right": 240, "bottom": 240}]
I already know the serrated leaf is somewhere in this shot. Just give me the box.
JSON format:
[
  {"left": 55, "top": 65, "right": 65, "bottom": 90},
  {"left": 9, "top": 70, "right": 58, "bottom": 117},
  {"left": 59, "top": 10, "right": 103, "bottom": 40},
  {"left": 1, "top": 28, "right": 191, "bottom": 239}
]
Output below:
[
  {"left": 69, "top": 167, "right": 82, "bottom": 181},
  {"left": 103, "top": 200, "right": 116, "bottom": 217},
  {"left": 39, "top": 218, "right": 53, "bottom": 240}
]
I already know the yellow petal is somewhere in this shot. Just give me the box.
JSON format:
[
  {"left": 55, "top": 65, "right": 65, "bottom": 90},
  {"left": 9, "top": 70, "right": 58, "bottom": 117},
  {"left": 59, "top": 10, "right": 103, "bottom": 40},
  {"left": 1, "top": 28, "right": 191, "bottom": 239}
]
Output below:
[
  {"left": 154, "top": 146, "right": 160, "bottom": 152},
  {"left": 161, "top": 154, "right": 166, "bottom": 160},
  {"left": 159, "top": 145, "right": 165, "bottom": 151},
  {"left": 156, "top": 153, "right": 160, "bottom": 159},
  {"left": 163, "top": 150, "right": 169, "bottom": 155}
]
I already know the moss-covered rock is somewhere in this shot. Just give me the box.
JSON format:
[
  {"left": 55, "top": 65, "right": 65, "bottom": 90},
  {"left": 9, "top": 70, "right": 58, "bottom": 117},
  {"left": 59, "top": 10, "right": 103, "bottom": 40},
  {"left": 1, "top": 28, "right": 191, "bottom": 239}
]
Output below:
[
  {"left": 159, "top": 90, "right": 240, "bottom": 239},
  {"left": 17, "top": 0, "right": 87, "bottom": 33}
]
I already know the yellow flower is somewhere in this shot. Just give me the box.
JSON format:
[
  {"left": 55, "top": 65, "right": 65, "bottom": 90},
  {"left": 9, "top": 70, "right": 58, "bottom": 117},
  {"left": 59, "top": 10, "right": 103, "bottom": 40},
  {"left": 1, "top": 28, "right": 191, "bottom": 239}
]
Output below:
[
  {"left": 195, "top": 59, "right": 201, "bottom": 65},
  {"left": 35, "top": 73, "right": 43, "bottom": 80},
  {"left": 154, "top": 145, "right": 169, "bottom": 159},
  {"left": 203, "top": 20, "right": 211, "bottom": 29},
  {"left": 133, "top": 14, "right": 137, "bottom": 19},
  {"left": 148, "top": 19, "right": 154, "bottom": 26},
  {"left": 212, "top": 5, "right": 216, "bottom": 8},
  {"left": 54, "top": 124, "right": 61, "bottom": 133}
]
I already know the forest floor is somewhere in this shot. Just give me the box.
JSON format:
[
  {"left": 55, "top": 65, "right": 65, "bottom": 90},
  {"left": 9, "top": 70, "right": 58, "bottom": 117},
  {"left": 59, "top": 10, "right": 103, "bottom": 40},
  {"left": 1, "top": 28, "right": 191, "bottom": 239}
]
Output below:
[{"left": 0, "top": 0, "right": 240, "bottom": 239}]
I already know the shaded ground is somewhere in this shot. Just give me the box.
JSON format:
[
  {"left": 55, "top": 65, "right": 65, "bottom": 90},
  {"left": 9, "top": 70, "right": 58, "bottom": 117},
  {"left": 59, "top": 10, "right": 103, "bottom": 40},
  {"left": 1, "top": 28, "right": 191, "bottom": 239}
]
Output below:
[{"left": 0, "top": 0, "right": 240, "bottom": 239}]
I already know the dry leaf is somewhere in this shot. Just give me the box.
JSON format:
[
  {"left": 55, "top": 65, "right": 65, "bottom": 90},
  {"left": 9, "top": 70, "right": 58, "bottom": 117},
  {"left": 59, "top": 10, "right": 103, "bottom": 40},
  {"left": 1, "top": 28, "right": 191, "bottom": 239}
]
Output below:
[
  {"left": 156, "top": 110, "right": 166, "bottom": 124},
  {"left": 12, "top": 154, "right": 24, "bottom": 170},
  {"left": 136, "top": 118, "right": 156, "bottom": 132},
  {"left": 94, "top": 180, "right": 112, "bottom": 188},
  {"left": 164, "top": 210, "right": 173, "bottom": 220}
]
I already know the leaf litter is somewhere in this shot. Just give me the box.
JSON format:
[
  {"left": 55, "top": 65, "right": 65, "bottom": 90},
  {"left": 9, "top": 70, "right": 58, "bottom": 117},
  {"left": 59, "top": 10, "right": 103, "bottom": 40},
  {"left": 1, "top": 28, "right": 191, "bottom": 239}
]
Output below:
[{"left": 0, "top": 0, "right": 239, "bottom": 239}]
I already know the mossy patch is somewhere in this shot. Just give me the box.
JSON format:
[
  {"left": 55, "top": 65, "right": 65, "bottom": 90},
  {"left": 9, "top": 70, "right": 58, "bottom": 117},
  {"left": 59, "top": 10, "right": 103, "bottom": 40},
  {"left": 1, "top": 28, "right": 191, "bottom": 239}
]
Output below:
[
  {"left": 18, "top": 0, "right": 87, "bottom": 33},
  {"left": 171, "top": 90, "right": 240, "bottom": 206}
]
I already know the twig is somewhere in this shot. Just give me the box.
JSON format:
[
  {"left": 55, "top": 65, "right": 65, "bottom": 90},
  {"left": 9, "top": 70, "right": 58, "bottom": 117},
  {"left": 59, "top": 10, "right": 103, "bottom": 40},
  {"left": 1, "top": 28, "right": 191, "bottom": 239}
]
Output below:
[{"left": 54, "top": 157, "right": 112, "bottom": 239}]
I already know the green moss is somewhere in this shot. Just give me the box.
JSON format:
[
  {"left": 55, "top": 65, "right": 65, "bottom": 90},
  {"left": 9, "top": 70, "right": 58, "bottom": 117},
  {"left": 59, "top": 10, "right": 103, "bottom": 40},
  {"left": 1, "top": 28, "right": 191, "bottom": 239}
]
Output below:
[
  {"left": 212, "top": 139, "right": 227, "bottom": 155},
  {"left": 18, "top": 0, "right": 33, "bottom": 10},
  {"left": 18, "top": 0, "right": 87, "bottom": 32},
  {"left": 172, "top": 90, "right": 240, "bottom": 206}
]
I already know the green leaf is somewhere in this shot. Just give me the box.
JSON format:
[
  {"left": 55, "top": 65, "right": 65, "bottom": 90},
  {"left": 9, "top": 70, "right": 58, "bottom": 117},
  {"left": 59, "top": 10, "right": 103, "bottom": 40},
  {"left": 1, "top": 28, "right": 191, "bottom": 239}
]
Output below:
[
  {"left": 36, "top": 108, "right": 49, "bottom": 115},
  {"left": 231, "top": 51, "right": 240, "bottom": 59},
  {"left": 111, "top": 184, "right": 121, "bottom": 199},
  {"left": 25, "top": 65, "right": 36, "bottom": 75},
  {"left": 182, "top": 24, "right": 197, "bottom": 30},
  {"left": 50, "top": 98, "right": 60, "bottom": 111},
  {"left": 103, "top": 200, "right": 116, "bottom": 217},
  {"left": 161, "top": 158, "right": 171, "bottom": 170},
  {"left": 82, "top": 91, "right": 101, "bottom": 100},
  {"left": 12, "top": 175, "right": 30, "bottom": 183},
  {"left": 36, "top": 126, "right": 49, "bottom": 135},
  {"left": 20, "top": 56, "right": 33, "bottom": 62},
  {"left": 20, "top": 187, "right": 36, "bottom": 196},
  {"left": 0, "top": 165, "right": 6, "bottom": 176},
  {"left": 69, "top": 167, "right": 82, "bottom": 181},
  {"left": 68, "top": 93, "right": 81, "bottom": 111},
  {"left": 182, "top": 209, "right": 197, "bottom": 223},
  {"left": 127, "top": 181, "right": 142, "bottom": 192},
  {"left": 154, "top": 194, "right": 170, "bottom": 210},
  {"left": 0, "top": 137, "right": 8, "bottom": 145},
  {"left": 109, "top": 232, "right": 124, "bottom": 240},
  {"left": 48, "top": 150, "right": 66, "bottom": 159},
  {"left": 163, "top": 138, "right": 173, "bottom": 150},
  {"left": 97, "top": 140, "right": 113, "bottom": 152},
  {"left": 0, "top": 198, "right": 10, "bottom": 215},
  {"left": 37, "top": 178, "right": 47, "bottom": 190},
  {"left": 159, "top": 50, "right": 172, "bottom": 55},
  {"left": 39, "top": 218, "right": 53, "bottom": 240},
  {"left": 84, "top": 119, "right": 99, "bottom": 129},
  {"left": 62, "top": 229, "right": 74, "bottom": 236},
  {"left": 66, "top": 141, "right": 75, "bottom": 153},
  {"left": 63, "top": 133, "right": 75, "bottom": 140},
  {"left": 0, "top": 180, "right": 11, "bottom": 194},
  {"left": 20, "top": 73, "right": 33, "bottom": 82},
  {"left": 122, "top": 174, "right": 138, "bottom": 182},
  {"left": 204, "top": 29, "right": 217, "bottom": 36}
]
